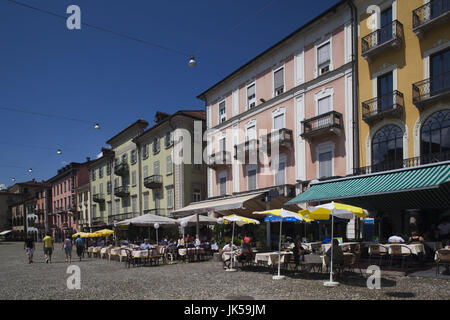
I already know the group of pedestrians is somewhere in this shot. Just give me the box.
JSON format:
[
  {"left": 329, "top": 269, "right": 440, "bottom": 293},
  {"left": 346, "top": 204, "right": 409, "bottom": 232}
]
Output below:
[{"left": 24, "top": 233, "right": 85, "bottom": 264}]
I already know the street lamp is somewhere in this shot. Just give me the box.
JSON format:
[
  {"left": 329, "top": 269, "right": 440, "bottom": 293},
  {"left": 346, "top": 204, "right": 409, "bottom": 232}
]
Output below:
[{"left": 188, "top": 56, "right": 197, "bottom": 67}]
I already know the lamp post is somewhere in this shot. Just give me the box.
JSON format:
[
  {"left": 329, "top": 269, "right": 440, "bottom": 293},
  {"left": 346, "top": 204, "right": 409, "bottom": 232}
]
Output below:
[{"left": 154, "top": 223, "right": 160, "bottom": 245}]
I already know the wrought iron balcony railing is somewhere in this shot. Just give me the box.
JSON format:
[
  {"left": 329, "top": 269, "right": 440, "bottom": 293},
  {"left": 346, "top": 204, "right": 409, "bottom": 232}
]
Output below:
[
  {"left": 263, "top": 128, "right": 293, "bottom": 155},
  {"left": 354, "top": 151, "right": 450, "bottom": 175},
  {"left": 114, "top": 161, "right": 129, "bottom": 176},
  {"left": 301, "top": 111, "right": 343, "bottom": 140},
  {"left": 92, "top": 193, "right": 105, "bottom": 203},
  {"left": 413, "top": 72, "right": 450, "bottom": 109},
  {"left": 207, "top": 151, "right": 232, "bottom": 169},
  {"left": 144, "top": 208, "right": 167, "bottom": 216},
  {"left": 234, "top": 139, "right": 261, "bottom": 164},
  {"left": 109, "top": 212, "right": 132, "bottom": 223},
  {"left": 144, "top": 175, "right": 163, "bottom": 189},
  {"left": 362, "top": 20, "right": 404, "bottom": 61},
  {"left": 114, "top": 186, "right": 130, "bottom": 197},
  {"left": 413, "top": 0, "right": 450, "bottom": 37},
  {"left": 362, "top": 91, "right": 404, "bottom": 124}
]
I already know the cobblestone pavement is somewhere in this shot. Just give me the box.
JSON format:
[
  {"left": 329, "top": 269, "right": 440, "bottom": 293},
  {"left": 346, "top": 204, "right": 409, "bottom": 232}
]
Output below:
[{"left": 0, "top": 242, "right": 448, "bottom": 300}]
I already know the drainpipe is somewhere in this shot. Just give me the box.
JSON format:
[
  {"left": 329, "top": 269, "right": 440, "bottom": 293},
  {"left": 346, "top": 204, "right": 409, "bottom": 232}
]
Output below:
[{"left": 347, "top": 0, "right": 360, "bottom": 174}]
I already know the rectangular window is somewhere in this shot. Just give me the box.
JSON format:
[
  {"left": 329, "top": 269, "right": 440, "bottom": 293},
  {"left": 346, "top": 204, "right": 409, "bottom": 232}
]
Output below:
[
  {"left": 114, "top": 178, "right": 119, "bottom": 188},
  {"left": 319, "top": 151, "right": 333, "bottom": 178},
  {"left": 154, "top": 190, "right": 161, "bottom": 209},
  {"left": 99, "top": 183, "right": 103, "bottom": 195},
  {"left": 165, "top": 132, "right": 173, "bottom": 148},
  {"left": 91, "top": 170, "right": 96, "bottom": 181},
  {"left": 318, "top": 96, "right": 332, "bottom": 115},
  {"left": 273, "top": 113, "right": 285, "bottom": 130},
  {"left": 317, "top": 42, "right": 331, "bottom": 75},
  {"left": 193, "top": 189, "right": 202, "bottom": 202},
  {"left": 99, "top": 166, "right": 103, "bottom": 179},
  {"left": 143, "top": 193, "right": 149, "bottom": 211},
  {"left": 131, "top": 149, "right": 137, "bottom": 164},
  {"left": 377, "top": 71, "right": 393, "bottom": 112},
  {"left": 64, "top": 182, "right": 66, "bottom": 193},
  {"left": 275, "top": 157, "right": 286, "bottom": 186},
  {"left": 107, "top": 202, "right": 112, "bottom": 217},
  {"left": 115, "top": 200, "right": 120, "bottom": 215},
  {"left": 106, "top": 162, "right": 111, "bottom": 175},
  {"left": 246, "top": 125, "right": 256, "bottom": 141},
  {"left": 153, "top": 137, "right": 160, "bottom": 154},
  {"left": 219, "top": 138, "right": 226, "bottom": 152},
  {"left": 121, "top": 153, "right": 127, "bottom": 164},
  {"left": 92, "top": 186, "right": 96, "bottom": 197},
  {"left": 131, "top": 196, "right": 137, "bottom": 217},
  {"left": 219, "top": 176, "right": 227, "bottom": 196},
  {"left": 92, "top": 205, "right": 97, "bottom": 217},
  {"left": 274, "top": 68, "right": 284, "bottom": 96},
  {"left": 166, "top": 156, "right": 172, "bottom": 175},
  {"left": 247, "top": 166, "right": 257, "bottom": 191},
  {"left": 167, "top": 188, "right": 173, "bottom": 209},
  {"left": 247, "top": 84, "right": 256, "bottom": 109},
  {"left": 107, "top": 181, "right": 111, "bottom": 194},
  {"left": 143, "top": 165, "right": 148, "bottom": 178},
  {"left": 219, "top": 101, "right": 226, "bottom": 123},
  {"left": 131, "top": 171, "right": 136, "bottom": 187},
  {"left": 154, "top": 161, "right": 160, "bottom": 176},
  {"left": 142, "top": 144, "right": 149, "bottom": 159}
]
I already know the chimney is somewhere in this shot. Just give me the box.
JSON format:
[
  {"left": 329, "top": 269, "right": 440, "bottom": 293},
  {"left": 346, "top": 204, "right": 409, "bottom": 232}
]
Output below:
[{"left": 155, "top": 111, "right": 170, "bottom": 124}]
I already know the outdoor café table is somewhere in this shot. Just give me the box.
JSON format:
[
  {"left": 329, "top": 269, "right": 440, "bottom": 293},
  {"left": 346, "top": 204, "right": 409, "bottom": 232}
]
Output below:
[
  {"left": 109, "top": 247, "right": 121, "bottom": 261},
  {"left": 321, "top": 242, "right": 360, "bottom": 253},
  {"left": 384, "top": 243, "right": 425, "bottom": 256},
  {"left": 302, "top": 242, "right": 322, "bottom": 252},
  {"left": 254, "top": 251, "right": 292, "bottom": 267},
  {"left": 302, "top": 254, "right": 325, "bottom": 272}
]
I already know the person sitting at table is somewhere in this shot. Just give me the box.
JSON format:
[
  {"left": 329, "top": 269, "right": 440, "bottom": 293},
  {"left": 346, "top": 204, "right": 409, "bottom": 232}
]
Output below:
[
  {"left": 326, "top": 239, "right": 344, "bottom": 268},
  {"left": 293, "top": 237, "right": 310, "bottom": 268},
  {"left": 210, "top": 239, "right": 219, "bottom": 252},
  {"left": 408, "top": 231, "right": 424, "bottom": 244},
  {"left": 388, "top": 235, "right": 405, "bottom": 244},
  {"left": 194, "top": 234, "right": 201, "bottom": 249},
  {"left": 140, "top": 239, "right": 151, "bottom": 250},
  {"left": 221, "top": 241, "right": 238, "bottom": 253}
]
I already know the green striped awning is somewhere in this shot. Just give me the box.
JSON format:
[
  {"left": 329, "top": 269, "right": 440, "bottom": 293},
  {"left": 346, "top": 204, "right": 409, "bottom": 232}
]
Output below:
[{"left": 286, "top": 162, "right": 450, "bottom": 210}]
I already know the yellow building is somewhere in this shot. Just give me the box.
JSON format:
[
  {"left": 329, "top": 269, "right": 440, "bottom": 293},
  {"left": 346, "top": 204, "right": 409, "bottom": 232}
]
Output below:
[{"left": 355, "top": 0, "right": 449, "bottom": 171}]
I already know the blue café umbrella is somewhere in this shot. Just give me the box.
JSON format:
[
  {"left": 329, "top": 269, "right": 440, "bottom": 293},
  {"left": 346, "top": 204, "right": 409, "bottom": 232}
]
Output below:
[{"left": 264, "top": 215, "right": 301, "bottom": 223}]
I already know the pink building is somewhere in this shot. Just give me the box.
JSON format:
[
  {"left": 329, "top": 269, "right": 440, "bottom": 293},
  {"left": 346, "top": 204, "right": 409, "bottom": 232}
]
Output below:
[
  {"left": 198, "top": 2, "right": 354, "bottom": 205},
  {"left": 48, "top": 160, "right": 91, "bottom": 241}
]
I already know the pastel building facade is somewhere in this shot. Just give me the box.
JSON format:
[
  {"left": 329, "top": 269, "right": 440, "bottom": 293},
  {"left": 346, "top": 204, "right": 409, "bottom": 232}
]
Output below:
[{"left": 198, "top": 1, "right": 355, "bottom": 203}]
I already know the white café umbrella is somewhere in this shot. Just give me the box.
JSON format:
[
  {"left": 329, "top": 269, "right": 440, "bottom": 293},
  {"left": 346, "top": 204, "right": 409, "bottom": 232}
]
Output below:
[
  {"left": 221, "top": 214, "right": 260, "bottom": 272},
  {"left": 253, "top": 209, "right": 311, "bottom": 280},
  {"left": 302, "top": 202, "right": 368, "bottom": 287}
]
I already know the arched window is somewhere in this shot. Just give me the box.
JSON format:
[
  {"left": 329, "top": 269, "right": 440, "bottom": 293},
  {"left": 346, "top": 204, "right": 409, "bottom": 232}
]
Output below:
[
  {"left": 372, "top": 125, "right": 403, "bottom": 171},
  {"left": 421, "top": 109, "right": 450, "bottom": 162}
]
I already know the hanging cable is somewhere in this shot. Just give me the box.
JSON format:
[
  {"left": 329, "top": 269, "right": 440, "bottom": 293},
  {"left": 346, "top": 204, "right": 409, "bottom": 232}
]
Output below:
[{"left": 5, "top": 0, "right": 194, "bottom": 58}]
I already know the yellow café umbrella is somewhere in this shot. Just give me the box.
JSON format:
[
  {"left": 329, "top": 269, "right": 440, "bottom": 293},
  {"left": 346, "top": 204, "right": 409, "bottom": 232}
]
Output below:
[
  {"left": 92, "top": 229, "right": 114, "bottom": 237},
  {"left": 220, "top": 214, "right": 260, "bottom": 272},
  {"left": 302, "top": 202, "right": 368, "bottom": 287},
  {"left": 253, "top": 209, "right": 311, "bottom": 280},
  {"left": 72, "top": 232, "right": 89, "bottom": 238}
]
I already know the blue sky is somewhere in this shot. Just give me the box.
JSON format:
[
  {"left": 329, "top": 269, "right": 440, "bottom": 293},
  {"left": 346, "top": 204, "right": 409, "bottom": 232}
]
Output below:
[{"left": 0, "top": 0, "right": 340, "bottom": 186}]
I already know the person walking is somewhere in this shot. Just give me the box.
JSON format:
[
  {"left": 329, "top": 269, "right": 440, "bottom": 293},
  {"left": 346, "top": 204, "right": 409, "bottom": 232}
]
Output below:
[
  {"left": 43, "top": 232, "right": 54, "bottom": 263},
  {"left": 75, "top": 235, "right": 84, "bottom": 261},
  {"left": 62, "top": 236, "right": 73, "bottom": 262},
  {"left": 24, "top": 234, "right": 35, "bottom": 264}
]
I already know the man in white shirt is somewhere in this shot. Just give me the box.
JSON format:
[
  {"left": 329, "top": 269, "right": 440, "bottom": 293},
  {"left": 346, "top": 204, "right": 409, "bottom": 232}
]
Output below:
[{"left": 388, "top": 235, "right": 405, "bottom": 243}]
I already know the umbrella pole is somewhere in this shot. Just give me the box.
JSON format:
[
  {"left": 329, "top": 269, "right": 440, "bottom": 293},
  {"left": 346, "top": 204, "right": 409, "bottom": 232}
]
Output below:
[
  {"left": 324, "top": 209, "right": 338, "bottom": 287},
  {"left": 226, "top": 221, "right": 236, "bottom": 272},
  {"left": 273, "top": 218, "right": 285, "bottom": 280}
]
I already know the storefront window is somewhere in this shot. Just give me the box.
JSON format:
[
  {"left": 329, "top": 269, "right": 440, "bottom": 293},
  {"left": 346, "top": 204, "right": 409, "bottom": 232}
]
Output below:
[
  {"left": 372, "top": 125, "right": 403, "bottom": 171},
  {"left": 421, "top": 109, "right": 450, "bottom": 160}
]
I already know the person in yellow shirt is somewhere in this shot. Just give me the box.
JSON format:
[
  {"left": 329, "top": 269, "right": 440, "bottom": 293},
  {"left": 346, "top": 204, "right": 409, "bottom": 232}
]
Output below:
[{"left": 43, "top": 233, "right": 54, "bottom": 263}]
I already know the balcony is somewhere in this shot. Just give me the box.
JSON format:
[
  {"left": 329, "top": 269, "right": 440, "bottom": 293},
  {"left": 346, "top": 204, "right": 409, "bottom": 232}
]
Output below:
[
  {"left": 144, "top": 175, "right": 163, "bottom": 189},
  {"left": 114, "top": 186, "right": 130, "bottom": 197},
  {"left": 413, "top": 72, "right": 450, "bottom": 110},
  {"left": 144, "top": 208, "right": 167, "bottom": 216},
  {"left": 353, "top": 151, "right": 450, "bottom": 175},
  {"left": 362, "top": 20, "right": 404, "bottom": 62},
  {"left": 362, "top": 91, "right": 404, "bottom": 124},
  {"left": 263, "top": 128, "right": 293, "bottom": 155},
  {"left": 109, "top": 212, "right": 132, "bottom": 223},
  {"left": 92, "top": 193, "right": 105, "bottom": 203},
  {"left": 114, "top": 162, "right": 129, "bottom": 176},
  {"left": 234, "top": 139, "right": 261, "bottom": 164},
  {"left": 413, "top": 0, "right": 450, "bottom": 38},
  {"left": 207, "top": 151, "right": 232, "bottom": 170},
  {"left": 301, "top": 111, "right": 343, "bottom": 140}
]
